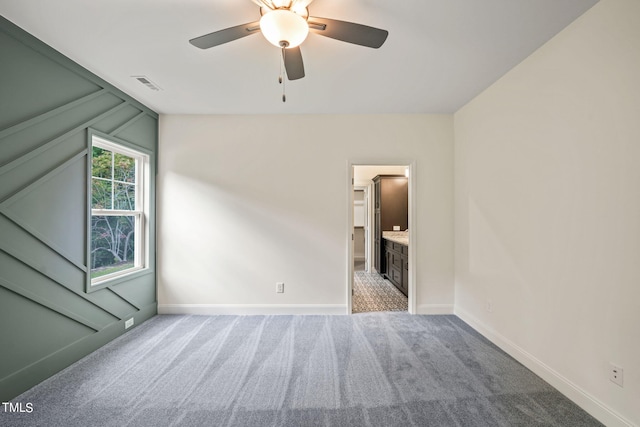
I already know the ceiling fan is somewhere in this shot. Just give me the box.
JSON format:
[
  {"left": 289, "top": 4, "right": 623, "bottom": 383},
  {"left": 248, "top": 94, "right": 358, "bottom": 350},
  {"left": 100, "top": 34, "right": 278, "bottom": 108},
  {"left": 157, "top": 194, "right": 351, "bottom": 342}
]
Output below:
[{"left": 189, "top": 0, "right": 389, "bottom": 82}]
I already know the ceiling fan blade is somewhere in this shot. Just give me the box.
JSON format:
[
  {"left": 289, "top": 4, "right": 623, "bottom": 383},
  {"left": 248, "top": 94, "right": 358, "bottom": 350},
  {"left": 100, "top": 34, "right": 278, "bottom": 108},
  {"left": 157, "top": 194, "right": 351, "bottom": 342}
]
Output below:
[
  {"left": 250, "top": 0, "right": 270, "bottom": 8},
  {"left": 189, "top": 21, "right": 261, "bottom": 49},
  {"left": 307, "top": 17, "right": 388, "bottom": 48},
  {"left": 283, "top": 46, "right": 305, "bottom": 80}
]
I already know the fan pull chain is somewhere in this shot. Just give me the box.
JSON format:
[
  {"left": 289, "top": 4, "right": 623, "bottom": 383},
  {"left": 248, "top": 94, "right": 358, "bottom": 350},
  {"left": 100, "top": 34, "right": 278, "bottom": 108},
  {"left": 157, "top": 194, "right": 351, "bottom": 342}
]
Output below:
[
  {"left": 279, "top": 48, "right": 283, "bottom": 84},
  {"left": 281, "top": 46, "right": 286, "bottom": 102}
]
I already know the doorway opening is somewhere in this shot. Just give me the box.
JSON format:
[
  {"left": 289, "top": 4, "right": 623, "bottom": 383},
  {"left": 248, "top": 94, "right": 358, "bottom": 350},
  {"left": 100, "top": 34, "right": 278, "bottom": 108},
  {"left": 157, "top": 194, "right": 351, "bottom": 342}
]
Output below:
[
  {"left": 349, "top": 164, "right": 414, "bottom": 314},
  {"left": 353, "top": 186, "right": 368, "bottom": 272}
]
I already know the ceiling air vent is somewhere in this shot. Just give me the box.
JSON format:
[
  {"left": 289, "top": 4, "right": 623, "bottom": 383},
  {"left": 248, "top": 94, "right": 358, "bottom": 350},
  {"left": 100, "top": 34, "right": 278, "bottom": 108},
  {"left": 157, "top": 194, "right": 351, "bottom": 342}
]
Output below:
[{"left": 132, "top": 75, "right": 162, "bottom": 91}]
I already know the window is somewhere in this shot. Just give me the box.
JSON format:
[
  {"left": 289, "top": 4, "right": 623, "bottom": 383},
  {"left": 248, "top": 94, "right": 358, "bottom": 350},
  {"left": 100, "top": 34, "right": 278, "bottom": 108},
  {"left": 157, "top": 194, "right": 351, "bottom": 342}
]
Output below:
[{"left": 90, "top": 135, "right": 149, "bottom": 285}]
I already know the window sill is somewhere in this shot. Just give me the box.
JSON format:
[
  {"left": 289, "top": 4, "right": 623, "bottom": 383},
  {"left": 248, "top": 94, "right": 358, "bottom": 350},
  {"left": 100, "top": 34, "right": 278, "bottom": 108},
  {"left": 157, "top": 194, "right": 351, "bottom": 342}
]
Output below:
[{"left": 87, "top": 267, "right": 153, "bottom": 293}]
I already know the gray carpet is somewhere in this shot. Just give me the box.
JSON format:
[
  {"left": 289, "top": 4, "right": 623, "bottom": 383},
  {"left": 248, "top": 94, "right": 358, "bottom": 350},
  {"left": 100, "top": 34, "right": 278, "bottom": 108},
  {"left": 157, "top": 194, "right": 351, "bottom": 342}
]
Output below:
[{"left": 6, "top": 314, "right": 602, "bottom": 427}]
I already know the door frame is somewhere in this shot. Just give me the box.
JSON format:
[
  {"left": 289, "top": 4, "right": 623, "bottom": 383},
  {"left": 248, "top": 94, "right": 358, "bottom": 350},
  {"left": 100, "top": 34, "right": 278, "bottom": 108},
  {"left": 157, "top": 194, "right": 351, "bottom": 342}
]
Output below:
[
  {"left": 353, "top": 184, "right": 371, "bottom": 273},
  {"left": 347, "top": 160, "right": 417, "bottom": 314}
]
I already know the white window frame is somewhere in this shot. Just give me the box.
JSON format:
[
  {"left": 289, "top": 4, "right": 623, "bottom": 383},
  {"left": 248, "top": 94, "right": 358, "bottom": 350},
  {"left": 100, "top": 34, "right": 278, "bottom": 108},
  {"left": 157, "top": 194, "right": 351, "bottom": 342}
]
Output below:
[{"left": 90, "top": 135, "right": 150, "bottom": 287}]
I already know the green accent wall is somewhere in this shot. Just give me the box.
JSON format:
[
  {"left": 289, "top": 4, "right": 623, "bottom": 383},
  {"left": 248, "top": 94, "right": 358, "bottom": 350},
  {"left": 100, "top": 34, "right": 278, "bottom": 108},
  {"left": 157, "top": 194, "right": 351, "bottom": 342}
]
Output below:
[{"left": 0, "top": 16, "right": 158, "bottom": 401}]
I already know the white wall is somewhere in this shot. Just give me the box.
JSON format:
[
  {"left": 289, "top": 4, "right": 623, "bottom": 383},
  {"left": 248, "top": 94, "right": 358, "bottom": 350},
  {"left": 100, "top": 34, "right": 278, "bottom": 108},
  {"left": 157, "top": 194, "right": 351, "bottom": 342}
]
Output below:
[
  {"left": 158, "top": 114, "right": 453, "bottom": 314},
  {"left": 454, "top": 0, "right": 640, "bottom": 425}
]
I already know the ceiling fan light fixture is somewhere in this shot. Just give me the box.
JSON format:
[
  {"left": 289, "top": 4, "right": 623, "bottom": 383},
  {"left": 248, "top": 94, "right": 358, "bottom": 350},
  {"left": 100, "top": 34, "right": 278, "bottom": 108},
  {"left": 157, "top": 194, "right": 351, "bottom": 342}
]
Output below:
[
  {"left": 272, "top": 0, "right": 292, "bottom": 7},
  {"left": 290, "top": 3, "right": 309, "bottom": 17},
  {"left": 259, "top": 9, "right": 309, "bottom": 48}
]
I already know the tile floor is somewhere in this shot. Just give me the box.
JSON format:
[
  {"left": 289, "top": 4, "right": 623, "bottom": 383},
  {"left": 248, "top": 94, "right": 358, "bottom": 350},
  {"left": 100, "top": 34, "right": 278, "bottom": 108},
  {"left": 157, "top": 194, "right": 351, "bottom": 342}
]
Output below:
[{"left": 352, "top": 269, "right": 408, "bottom": 313}]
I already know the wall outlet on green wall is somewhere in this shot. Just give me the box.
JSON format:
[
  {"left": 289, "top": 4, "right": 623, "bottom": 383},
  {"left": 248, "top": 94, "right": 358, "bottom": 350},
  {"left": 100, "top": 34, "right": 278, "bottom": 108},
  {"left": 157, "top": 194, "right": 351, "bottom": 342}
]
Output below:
[{"left": 125, "top": 318, "right": 134, "bottom": 329}]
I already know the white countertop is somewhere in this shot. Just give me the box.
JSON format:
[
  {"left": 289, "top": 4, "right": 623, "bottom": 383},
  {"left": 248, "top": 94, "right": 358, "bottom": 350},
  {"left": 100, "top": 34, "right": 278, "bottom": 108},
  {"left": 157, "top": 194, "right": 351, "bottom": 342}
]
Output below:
[{"left": 382, "top": 231, "right": 409, "bottom": 246}]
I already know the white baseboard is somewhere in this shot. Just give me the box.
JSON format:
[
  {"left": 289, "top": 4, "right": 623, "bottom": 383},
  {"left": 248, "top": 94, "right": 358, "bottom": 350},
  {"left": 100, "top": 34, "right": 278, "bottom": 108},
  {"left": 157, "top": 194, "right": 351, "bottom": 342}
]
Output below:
[
  {"left": 158, "top": 304, "right": 348, "bottom": 315},
  {"left": 159, "top": 303, "right": 457, "bottom": 316},
  {"left": 454, "top": 307, "right": 634, "bottom": 427},
  {"left": 416, "top": 304, "right": 454, "bottom": 315}
]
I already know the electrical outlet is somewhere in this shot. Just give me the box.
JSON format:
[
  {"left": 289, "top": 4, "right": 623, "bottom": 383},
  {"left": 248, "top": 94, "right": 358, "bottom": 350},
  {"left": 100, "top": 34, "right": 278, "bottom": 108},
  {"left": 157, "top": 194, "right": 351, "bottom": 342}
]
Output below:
[
  {"left": 125, "top": 318, "right": 134, "bottom": 329},
  {"left": 276, "top": 282, "right": 284, "bottom": 293},
  {"left": 486, "top": 299, "right": 493, "bottom": 313},
  {"left": 610, "top": 363, "right": 623, "bottom": 387}
]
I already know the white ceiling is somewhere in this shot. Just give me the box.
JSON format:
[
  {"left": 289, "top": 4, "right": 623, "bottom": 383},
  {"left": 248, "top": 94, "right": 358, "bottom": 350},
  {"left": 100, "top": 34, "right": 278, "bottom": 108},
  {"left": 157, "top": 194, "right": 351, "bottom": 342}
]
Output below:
[{"left": 0, "top": 0, "right": 597, "bottom": 115}]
